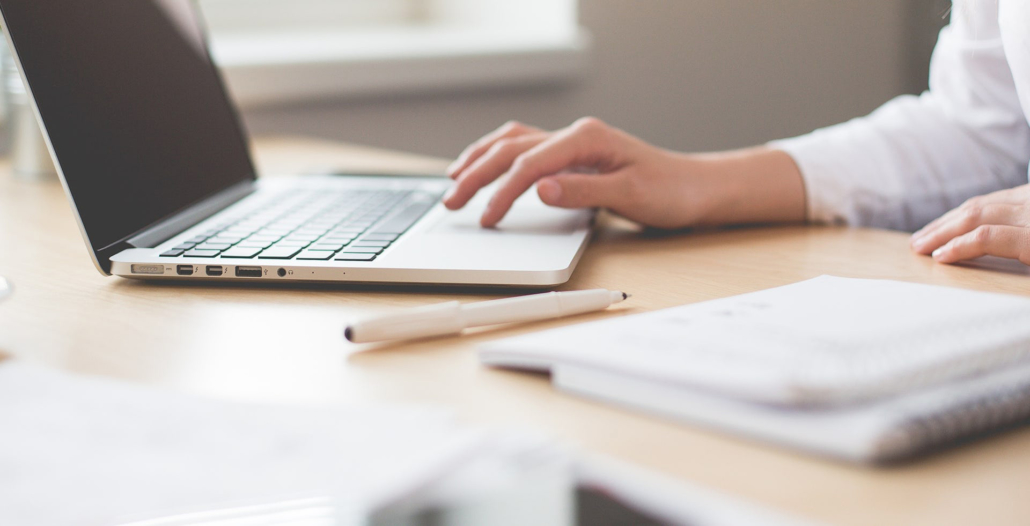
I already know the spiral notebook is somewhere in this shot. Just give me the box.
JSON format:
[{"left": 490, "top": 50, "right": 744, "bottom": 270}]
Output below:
[{"left": 480, "top": 276, "right": 1030, "bottom": 462}]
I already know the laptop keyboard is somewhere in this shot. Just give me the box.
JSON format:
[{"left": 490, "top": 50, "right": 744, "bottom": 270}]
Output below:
[{"left": 159, "top": 188, "right": 441, "bottom": 262}]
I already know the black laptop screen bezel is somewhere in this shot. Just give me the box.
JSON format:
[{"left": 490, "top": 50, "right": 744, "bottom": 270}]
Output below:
[{"left": 0, "top": 0, "right": 257, "bottom": 274}]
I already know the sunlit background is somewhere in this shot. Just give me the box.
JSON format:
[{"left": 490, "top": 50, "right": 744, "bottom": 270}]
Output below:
[{"left": 192, "top": 0, "right": 950, "bottom": 160}]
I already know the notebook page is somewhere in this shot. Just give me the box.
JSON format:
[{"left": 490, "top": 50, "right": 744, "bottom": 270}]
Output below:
[{"left": 481, "top": 276, "right": 1030, "bottom": 406}]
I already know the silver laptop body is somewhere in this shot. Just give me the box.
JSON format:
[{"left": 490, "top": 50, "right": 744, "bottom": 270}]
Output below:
[{"left": 0, "top": 0, "right": 591, "bottom": 287}]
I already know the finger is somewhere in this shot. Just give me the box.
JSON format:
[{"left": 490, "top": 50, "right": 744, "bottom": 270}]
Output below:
[
  {"left": 911, "top": 203, "right": 1025, "bottom": 255},
  {"left": 932, "top": 225, "right": 1030, "bottom": 265},
  {"left": 912, "top": 208, "right": 962, "bottom": 242},
  {"left": 446, "top": 121, "right": 542, "bottom": 179},
  {"left": 912, "top": 190, "right": 1030, "bottom": 246},
  {"left": 442, "top": 133, "right": 548, "bottom": 210},
  {"left": 536, "top": 172, "right": 629, "bottom": 210},
  {"left": 481, "top": 118, "right": 620, "bottom": 227}
]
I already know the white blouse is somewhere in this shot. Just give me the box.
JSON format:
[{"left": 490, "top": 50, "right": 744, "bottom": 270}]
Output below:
[{"left": 771, "top": 0, "right": 1030, "bottom": 232}]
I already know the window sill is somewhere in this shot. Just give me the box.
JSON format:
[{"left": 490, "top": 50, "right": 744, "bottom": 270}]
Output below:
[{"left": 210, "top": 26, "right": 591, "bottom": 108}]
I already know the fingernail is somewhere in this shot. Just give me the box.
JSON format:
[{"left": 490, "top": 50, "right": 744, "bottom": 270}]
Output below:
[
  {"left": 480, "top": 210, "right": 497, "bottom": 228},
  {"left": 481, "top": 197, "right": 501, "bottom": 223},
  {"left": 932, "top": 247, "right": 944, "bottom": 259},
  {"left": 445, "top": 160, "right": 461, "bottom": 178},
  {"left": 442, "top": 186, "right": 457, "bottom": 204},
  {"left": 538, "top": 180, "right": 562, "bottom": 203}
]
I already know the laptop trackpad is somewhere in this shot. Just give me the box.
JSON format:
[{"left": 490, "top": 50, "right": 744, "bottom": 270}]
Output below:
[
  {"left": 380, "top": 189, "right": 592, "bottom": 272},
  {"left": 427, "top": 191, "right": 589, "bottom": 237}
]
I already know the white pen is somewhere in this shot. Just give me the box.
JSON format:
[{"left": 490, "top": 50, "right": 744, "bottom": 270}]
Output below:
[{"left": 345, "top": 289, "right": 630, "bottom": 343}]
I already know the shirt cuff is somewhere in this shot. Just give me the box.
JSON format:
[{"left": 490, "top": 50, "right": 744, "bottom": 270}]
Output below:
[{"left": 768, "top": 134, "right": 851, "bottom": 225}]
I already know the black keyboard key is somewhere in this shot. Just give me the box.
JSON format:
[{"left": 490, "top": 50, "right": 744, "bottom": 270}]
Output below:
[
  {"left": 237, "top": 239, "right": 275, "bottom": 249},
  {"left": 223, "top": 224, "right": 256, "bottom": 231},
  {"left": 321, "top": 237, "right": 354, "bottom": 245},
  {"left": 310, "top": 218, "right": 342, "bottom": 225},
  {"left": 283, "top": 233, "right": 321, "bottom": 242},
  {"left": 296, "top": 250, "right": 335, "bottom": 260},
  {"left": 309, "top": 243, "right": 345, "bottom": 251},
  {"left": 361, "top": 233, "right": 399, "bottom": 242},
  {"left": 256, "top": 228, "right": 290, "bottom": 236},
  {"left": 184, "top": 249, "right": 221, "bottom": 258},
  {"left": 340, "top": 247, "right": 383, "bottom": 254},
  {"left": 247, "top": 234, "right": 281, "bottom": 242},
  {"left": 274, "top": 240, "right": 310, "bottom": 247},
  {"left": 258, "top": 247, "right": 302, "bottom": 259},
  {"left": 222, "top": 228, "right": 256, "bottom": 236},
  {"left": 196, "top": 242, "right": 232, "bottom": 251},
  {"left": 350, "top": 240, "right": 390, "bottom": 248},
  {"left": 209, "top": 236, "right": 243, "bottom": 245},
  {"left": 160, "top": 249, "right": 185, "bottom": 257},
  {"left": 335, "top": 253, "right": 377, "bottom": 261},
  {"left": 220, "top": 247, "right": 263, "bottom": 259},
  {"left": 371, "top": 225, "right": 411, "bottom": 236}
]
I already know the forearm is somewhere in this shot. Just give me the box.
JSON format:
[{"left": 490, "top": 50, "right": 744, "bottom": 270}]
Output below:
[{"left": 685, "top": 147, "right": 807, "bottom": 226}]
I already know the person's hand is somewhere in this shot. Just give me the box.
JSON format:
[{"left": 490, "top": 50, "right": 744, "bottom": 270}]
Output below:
[
  {"left": 442, "top": 118, "right": 711, "bottom": 229},
  {"left": 910, "top": 185, "right": 1030, "bottom": 265},
  {"left": 443, "top": 118, "right": 807, "bottom": 229}
]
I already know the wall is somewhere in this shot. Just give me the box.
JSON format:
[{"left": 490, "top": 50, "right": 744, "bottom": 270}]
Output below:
[{"left": 240, "top": 0, "right": 949, "bottom": 159}]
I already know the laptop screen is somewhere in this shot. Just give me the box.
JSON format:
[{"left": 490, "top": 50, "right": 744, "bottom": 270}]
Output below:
[{"left": 0, "top": 0, "right": 255, "bottom": 252}]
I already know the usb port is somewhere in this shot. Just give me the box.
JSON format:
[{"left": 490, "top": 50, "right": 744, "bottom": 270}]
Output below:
[
  {"left": 235, "top": 266, "right": 262, "bottom": 278},
  {"left": 176, "top": 265, "right": 194, "bottom": 276},
  {"left": 206, "top": 265, "right": 224, "bottom": 277}
]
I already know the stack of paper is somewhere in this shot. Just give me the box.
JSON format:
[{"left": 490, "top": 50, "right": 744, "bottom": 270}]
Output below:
[{"left": 480, "top": 276, "right": 1030, "bottom": 462}]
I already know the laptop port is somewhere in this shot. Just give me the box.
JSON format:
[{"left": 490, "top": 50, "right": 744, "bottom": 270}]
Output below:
[
  {"left": 235, "top": 266, "right": 262, "bottom": 278},
  {"left": 277, "top": 268, "right": 287, "bottom": 277},
  {"left": 176, "top": 265, "right": 194, "bottom": 276},
  {"left": 206, "top": 265, "right": 224, "bottom": 277},
  {"left": 131, "top": 264, "right": 164, "bottom": 275}
]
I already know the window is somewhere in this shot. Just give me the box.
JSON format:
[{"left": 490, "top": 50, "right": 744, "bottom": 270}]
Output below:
[
  {"left": 197, "top": 0, "right": 588, "bottom": 107},
  {"left": 199, "top": 0, "right": 422, "bottom": 34}
]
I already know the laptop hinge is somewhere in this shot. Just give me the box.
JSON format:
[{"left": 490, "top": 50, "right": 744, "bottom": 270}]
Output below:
[{"left": 126, "top": 180, "right": 256, "bottom": 248}]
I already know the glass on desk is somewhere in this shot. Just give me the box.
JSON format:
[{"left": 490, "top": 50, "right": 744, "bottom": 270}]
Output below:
[{"left": 1, "top": 42, "right": 57, "bottom": 182}]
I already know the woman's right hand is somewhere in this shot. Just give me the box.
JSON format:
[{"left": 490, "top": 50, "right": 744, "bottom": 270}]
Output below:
[{"left": 441, "top": 117, "right": 806, "bottom": 229}]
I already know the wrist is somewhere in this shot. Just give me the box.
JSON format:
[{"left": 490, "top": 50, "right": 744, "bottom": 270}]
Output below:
[{"left": 686, "top": 147, "right": 807, "bottom": 226}]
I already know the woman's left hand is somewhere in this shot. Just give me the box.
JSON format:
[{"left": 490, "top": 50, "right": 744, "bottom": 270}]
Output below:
[{"left": 911, "top": 185, "right": 1030, "bottom": 265}]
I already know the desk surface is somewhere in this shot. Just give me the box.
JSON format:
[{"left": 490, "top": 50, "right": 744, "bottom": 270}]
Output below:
[{"left": 2, "top": 137, "right": 1028, "bottom": 525}]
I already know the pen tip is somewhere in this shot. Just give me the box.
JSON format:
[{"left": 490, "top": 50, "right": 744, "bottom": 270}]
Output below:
[
  {"left": 344, "top": 326, "right": 355, "bottom": 343},
  {"left": 622, "top": 292, "right": 630, "bottom": 300}
]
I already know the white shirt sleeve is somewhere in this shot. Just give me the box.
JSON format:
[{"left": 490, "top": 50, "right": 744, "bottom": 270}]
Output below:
[{"left": 769, "top": 0, "right": 1030, "bottom": 231}]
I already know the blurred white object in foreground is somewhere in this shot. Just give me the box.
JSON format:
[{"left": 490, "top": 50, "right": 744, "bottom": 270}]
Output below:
[{"left": 0, "top": 362, "right": 572, "bottom": 526}]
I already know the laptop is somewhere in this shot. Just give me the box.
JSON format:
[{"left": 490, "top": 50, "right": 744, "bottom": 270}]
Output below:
[{"left": 0, "top": 0, "right": 592, "bottom": 287}]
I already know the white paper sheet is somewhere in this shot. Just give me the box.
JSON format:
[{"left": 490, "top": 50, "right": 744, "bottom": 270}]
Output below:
[{"left": 0, "top": 363, "right": 484, "bottom": 525}]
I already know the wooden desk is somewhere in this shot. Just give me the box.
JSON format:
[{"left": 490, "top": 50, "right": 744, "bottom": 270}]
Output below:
[{"left": 1, "top": 137, "right": 1028, "bottom": 525}]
